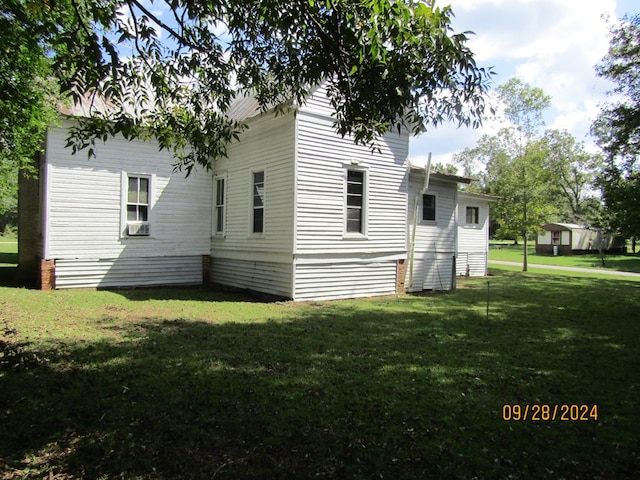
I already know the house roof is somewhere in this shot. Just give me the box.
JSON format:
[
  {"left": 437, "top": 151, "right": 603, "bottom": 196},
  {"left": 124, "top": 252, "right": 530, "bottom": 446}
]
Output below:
[
  {"left": 541, "top": 222, "right": 589, "bottom": 231},
  {"left": 458, "top": 190, "right": 500, "bottom": 202},
  {"left": 60, "top": 88, "right": 298, "bottom": 123},
  {"left": 409, "top": 165, "right": 471, "bottom": 185},
  {"left": 58, "top": 95, "right": 118, "bottom": 117}
]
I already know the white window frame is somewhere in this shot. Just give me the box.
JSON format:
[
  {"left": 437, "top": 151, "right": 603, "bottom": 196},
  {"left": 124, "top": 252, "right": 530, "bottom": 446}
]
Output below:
[
  {"left": 214, "top": 174, "right": 227, "bottom": 236},
  {"left": 421, "top": 192, "right": 438, "bottom": 224},
  {"left": 121, "top": 172, "right": 154, "bottom": 238},
  {"left": 250, "top": 169, "right": 266, "bottom": 236},
  {"left": 465, "top": 205, "right": 480, "bottom": 226},
  {"left": 344, "top": 166, "right": 368, "bottom": 238}
]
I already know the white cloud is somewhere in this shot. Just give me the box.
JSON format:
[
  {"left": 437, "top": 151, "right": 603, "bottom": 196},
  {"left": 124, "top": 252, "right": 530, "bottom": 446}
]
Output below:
[{"left": 409, "top": 0, "right": 627, "bottom": 165}]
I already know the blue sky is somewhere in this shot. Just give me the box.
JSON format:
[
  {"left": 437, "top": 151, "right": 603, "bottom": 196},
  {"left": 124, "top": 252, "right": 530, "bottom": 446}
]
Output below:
[{"left": 408, "top": 0, "right": 639, "bottom": 167}]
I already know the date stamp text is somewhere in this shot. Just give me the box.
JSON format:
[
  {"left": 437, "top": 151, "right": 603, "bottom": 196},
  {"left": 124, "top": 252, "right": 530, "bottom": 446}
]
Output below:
[{"left": 502, "top": 404, "right": 598, "bottom": 421}]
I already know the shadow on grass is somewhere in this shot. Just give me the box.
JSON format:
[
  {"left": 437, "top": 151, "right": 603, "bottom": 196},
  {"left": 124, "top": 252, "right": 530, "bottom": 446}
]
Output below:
[
  {"left": 0, "top": 252, "right": 17, "bottom": 265},
  {"left": 0, "top": 266, "right": 18, "bottom": 287},
  {"left": 1, "top": 274, "right": 639, "bottom": 479}
]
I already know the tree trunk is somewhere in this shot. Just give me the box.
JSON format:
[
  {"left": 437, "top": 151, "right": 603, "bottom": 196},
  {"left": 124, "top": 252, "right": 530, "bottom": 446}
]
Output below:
[{"left": 523, "top": 234, "right": 528, "bottom": 272}]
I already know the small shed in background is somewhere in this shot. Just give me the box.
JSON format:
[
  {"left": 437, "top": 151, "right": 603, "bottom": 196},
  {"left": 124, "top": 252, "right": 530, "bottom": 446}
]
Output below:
[{"left": 536, "top": 223, "right": 625, "bottom": 255}]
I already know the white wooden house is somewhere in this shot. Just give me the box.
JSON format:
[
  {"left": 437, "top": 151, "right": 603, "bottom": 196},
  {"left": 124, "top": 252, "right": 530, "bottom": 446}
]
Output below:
[{"left": 19, "top": 84, "right": 492, "bottom": 299}]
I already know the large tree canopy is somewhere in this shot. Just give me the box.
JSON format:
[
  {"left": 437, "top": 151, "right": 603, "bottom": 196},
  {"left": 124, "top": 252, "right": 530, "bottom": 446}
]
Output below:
[
  {"left": 592, "top": 14, "right": 640, "bottom": 167},
  {"left": 592, "top": 14, "right": 640, "bottom": 241},
  {"left": 542, "top": 129, "right": 603, "bottom": 223},
  {"left": 453, "top": 78, "right": 555, "bottom": 271},
  {"left": 0, "top": 0, "right": 59, "bottom": 219},
  {"left": 1, "top": 0, "right": 493, "bottom": 175}
]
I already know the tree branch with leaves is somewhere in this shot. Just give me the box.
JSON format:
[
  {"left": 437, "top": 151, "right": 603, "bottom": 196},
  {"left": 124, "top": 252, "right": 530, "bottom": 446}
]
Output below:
[{"left": 2, "top": 0, "right": 494, "bottom": 178}]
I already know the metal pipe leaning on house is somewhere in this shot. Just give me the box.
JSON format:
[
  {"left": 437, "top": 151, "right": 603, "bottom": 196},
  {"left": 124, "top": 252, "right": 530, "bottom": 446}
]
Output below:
[{"left": 407, "top": 152, "right": 431, "bottom": 292}]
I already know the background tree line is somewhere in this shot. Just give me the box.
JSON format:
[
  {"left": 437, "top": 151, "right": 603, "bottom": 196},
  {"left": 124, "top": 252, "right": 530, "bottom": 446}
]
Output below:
[{"left": 445, "top": 13, "right": 639, "bottom": 268}]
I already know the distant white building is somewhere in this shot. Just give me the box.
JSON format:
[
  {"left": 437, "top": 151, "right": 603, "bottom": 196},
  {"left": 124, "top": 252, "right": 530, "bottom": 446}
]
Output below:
[
  {"left": 535, "top": 223, "right": 625, "bottom": 255},
  {"left": 20, "top": 83, "right": 494, "bottom": 299}
]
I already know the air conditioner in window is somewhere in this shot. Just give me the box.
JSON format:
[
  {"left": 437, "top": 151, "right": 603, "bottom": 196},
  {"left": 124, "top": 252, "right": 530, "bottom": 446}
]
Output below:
[{"left": 127, "top": 223, "right": 150, "bottom": 236}]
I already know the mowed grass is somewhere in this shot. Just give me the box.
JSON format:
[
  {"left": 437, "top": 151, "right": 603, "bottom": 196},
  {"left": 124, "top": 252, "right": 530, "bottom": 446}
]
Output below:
[
  {"left": 0, "top": 238, "right": 17, "bottom": 267},
  {"left": 1, "top": 273, "right": 639, "bottom": 479},
  {"left": 489, "top": 243, "right": 640, "bottom": 273}
]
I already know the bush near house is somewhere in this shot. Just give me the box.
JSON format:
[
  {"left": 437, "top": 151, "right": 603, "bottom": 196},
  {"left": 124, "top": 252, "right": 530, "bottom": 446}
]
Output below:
[{"left": 1, "top": 271, "right": 639, "bottom": 479}]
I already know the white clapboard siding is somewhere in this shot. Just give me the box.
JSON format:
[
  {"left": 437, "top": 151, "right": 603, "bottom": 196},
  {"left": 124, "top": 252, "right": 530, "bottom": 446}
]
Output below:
[
  {"left": 211, "top": 257, "right": 293, "bottom": 298},
  {"left": 55, "top": 256, "right": 202, "bottom": 289},
  {"left": 294, "top": 112, "right": 408, "bottom": 255},
  {"left": 407, "top": 175, "right": 458, "bottom": 292},
  {"left": 294, "top": 261, "right": 397, "bottom": 301},
  {"left": 457, "top": 195, "right": 490, "bottom": 277},
  {"left": 456, "top": 252, "right": 487, "bottom": 277},
  {"left": 212, "top": 113, "right": 295, "bottom": 254},
  {"left": 421, "top": 252, "right": 456, "bottom": 290},
  {"left": 299, "top": 83, "right": 338, "bottom": 118},
  {"left": 210, "top": 112, "right": 295, "bottom": 295},
  {"left": 43, "top": 122, "right": 212, "bottom": 286},
  {"left": 290, "top": 86, "right": 408, "bottom": 300}
]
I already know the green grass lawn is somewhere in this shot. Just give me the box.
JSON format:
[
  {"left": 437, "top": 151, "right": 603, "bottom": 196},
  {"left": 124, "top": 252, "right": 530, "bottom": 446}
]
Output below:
[
  {"left": 0, "top": 237, "right": 17, "bottom": 266},
  {"left": 1, "top": 272, "right": 639, "bottom": 479},
  {"left": 489, "top": 243, "right": 640, "bottom": 273}
]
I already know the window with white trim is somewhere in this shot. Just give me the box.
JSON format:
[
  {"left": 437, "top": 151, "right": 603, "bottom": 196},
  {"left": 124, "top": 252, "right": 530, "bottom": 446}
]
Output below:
[
  {"left": 125, "top": 175, "right": 150, "bottom": 236},
  {"left": 346, "top": 169, "right": 365, "bottom": 234},
  {"left": 422, "top": 193, "right": 436, "bottom": 222},
  {"left": 466, "top": 206, "right": 480, "bottom": 225},
  {"left": 214, "top": 176, "right": 226, "bottom": 234},
  {"left": 252, "top": 171, "right": 265, "bottom": 234}
]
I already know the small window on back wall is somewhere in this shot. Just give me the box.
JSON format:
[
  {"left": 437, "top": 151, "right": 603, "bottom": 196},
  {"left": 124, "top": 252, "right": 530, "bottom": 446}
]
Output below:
[
  {"left": 252, "top": 171, "right": 265, "bottom": 234},
  {"left": 346, "top": 169, "right": 365, "bottom": 233},
  {"left": 422, "top": 194, "right": 436, "bottom": 222},
  {"left": 466, "top": 206, "right": 479, "bottom": 225},
  {"left": 126, "top": 175, "right": 150, "bottom": 236},
  {"left": 214, "top": 177, "right": 225, "bottom": 234}
]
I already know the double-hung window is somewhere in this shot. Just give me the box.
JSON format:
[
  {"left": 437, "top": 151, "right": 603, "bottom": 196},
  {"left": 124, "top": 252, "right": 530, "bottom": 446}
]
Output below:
[
  {"left": 466, "top": 206, "right": 480, "bottom": 225},
  {"left": 346, "top": 169, "right": 365, "bottom": 234},
  {"left": 214, "top": 176, "right": 226, "bottom": 234},
  {"left": 422, "top": 193, "right": 436, "bottom": 222},
  {"left": 126, "top": 175, "right": 150, "bottom": 236},
  {"left": 252, "top": 171, "right": 265, "bottom": 234}
]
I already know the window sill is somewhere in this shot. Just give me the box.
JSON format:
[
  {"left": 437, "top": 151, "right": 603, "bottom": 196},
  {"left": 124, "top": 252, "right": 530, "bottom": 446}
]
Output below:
[{"left": 343, "top": 233, "right": 368, "bottom": 240}]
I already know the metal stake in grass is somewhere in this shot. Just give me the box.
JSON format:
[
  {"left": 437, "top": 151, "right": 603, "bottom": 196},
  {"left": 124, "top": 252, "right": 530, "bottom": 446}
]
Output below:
[{"left": 486, "top": 281, "right": 490, "bottom": 323}]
